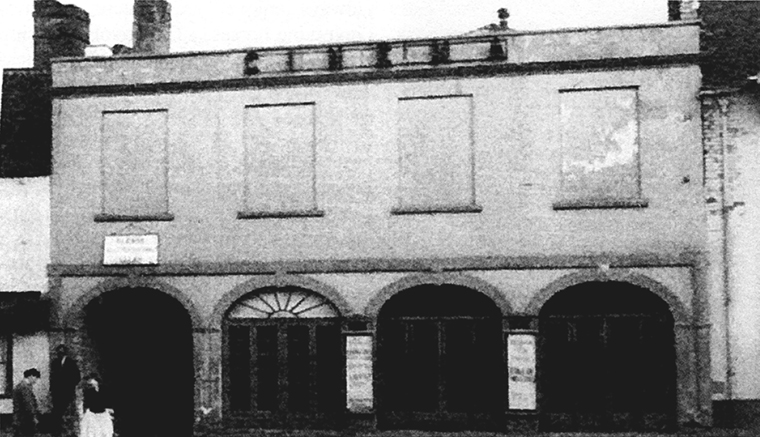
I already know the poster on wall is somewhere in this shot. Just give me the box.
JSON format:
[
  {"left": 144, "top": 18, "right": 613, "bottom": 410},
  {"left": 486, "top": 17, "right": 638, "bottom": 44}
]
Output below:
[
  {"left": 346, "top": 335, "right": 373, "bottom": 412},
  {"left": 508, "top": 334, "right": 536, "bottom": 410}
]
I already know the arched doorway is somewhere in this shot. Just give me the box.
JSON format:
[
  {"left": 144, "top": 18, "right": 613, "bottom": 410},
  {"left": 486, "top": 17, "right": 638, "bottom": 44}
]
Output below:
[
  {"left": 83, "top": 288, "right": 195, "bottom": 437},
  {"left": 222, "top": 287, "right": 344, "bottom": 429},
  {"left": 538, "top": 281, "right": 676, "bottom": 432},
  {"left": 376, "top": 284, "right": 504, "bottom": 431}
]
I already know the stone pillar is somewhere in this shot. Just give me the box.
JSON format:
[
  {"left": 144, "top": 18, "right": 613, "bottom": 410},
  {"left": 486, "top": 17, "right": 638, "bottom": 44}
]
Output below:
[
  {"left": 193, "top": 329, "right": 223, "bottom": 432},
  {"left": 675, "top": 323, "right": 698, "bottom": 426},
  {"left": 696, "top": 323, "right": 714, "bottom": 426},
  {"left": 692, "top": 257, "right": 715, "bottom": 427}
]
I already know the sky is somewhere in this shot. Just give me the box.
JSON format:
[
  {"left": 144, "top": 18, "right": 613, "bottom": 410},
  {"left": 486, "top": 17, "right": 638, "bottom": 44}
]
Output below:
[{"left": 0, "top": 0, "right": 666, "bottom": 83}]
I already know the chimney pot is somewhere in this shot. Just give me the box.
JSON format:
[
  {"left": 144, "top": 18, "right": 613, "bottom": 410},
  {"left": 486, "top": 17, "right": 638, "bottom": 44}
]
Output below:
[
  {"left": 669, "top": 0, "right": 699, "bottom": 21},
  {"left": 497, "top": 8, "right": 510, "bottom": 29},
  {"left": 679, "top": 0, "right": 699, "bottom": 21}
]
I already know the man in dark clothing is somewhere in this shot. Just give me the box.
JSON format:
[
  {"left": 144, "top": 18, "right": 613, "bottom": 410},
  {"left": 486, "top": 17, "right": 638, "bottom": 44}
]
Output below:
[
  {"left": 13, "top": 368, "right": 41, "bottom": 437},
  {"left": 50, "top": 345, "right": 81, "bottom": 437}
]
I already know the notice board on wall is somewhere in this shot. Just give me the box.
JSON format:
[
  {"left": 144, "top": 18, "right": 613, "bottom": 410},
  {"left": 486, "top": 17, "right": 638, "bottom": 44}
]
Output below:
[
  {"left": 103, "top": 234, "right": 158, "bottom": 265},
  {"left": 346, "top": 335, "right": 373, "bottom": 412},
  {"left": 508, "top": 334, "right": 536, "bottom": 410}
]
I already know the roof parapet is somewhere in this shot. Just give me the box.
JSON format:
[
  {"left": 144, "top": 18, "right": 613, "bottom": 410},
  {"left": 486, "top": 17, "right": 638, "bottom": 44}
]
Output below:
[{"left": 51, "top": 21, "right": 700, "bottom": 91}]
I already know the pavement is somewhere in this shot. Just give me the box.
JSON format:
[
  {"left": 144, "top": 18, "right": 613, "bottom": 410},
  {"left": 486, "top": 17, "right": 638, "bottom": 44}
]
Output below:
[
  {"left": 190, "top": 429, "right": 760, "bottom": 437},
  {"left": 22, "top": 427, "right": 760, "bottom": 437}
]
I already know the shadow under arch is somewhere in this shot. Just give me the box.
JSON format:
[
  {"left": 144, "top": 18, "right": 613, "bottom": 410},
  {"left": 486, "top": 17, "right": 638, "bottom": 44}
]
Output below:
[
  {"left": 208, "top": 275, "right": 352, "bottom": 330},
  {"left": 372, "top": 272, "right": 509, "bottom": 431},
  {"left": 71, "top": 278, "right": 197, "bottom": 437},
  {"left": 365, "top": 272, "right": 513, "bottom": 318},
  {"left": 530, "top": 270, "right": 687, "bottom": 432},
  {"left": 524, "top": 270, "right": 690, "bottom": 324},
  {"left": 61, "top": 276, "right": 204, "bottom": 330}
]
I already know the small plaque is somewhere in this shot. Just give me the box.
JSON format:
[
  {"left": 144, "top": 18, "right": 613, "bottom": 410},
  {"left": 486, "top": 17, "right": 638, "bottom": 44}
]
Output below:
[{"left": 103, "top": 234, "right": 159, "bottom": 265}]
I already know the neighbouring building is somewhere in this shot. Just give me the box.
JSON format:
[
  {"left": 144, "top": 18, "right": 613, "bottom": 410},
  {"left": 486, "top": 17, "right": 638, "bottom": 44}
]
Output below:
[
  {"left": 0, "top": 0, "right": 89, "bottom": 430},
  {"left": 698, "top": 0, "right": 760, "bottom": 429},
  {"left": 0, "top": 176, "right": 51, "bottom": 431},
  {"left": 47, "top": 3, "right": 709, "bottom": 435}
]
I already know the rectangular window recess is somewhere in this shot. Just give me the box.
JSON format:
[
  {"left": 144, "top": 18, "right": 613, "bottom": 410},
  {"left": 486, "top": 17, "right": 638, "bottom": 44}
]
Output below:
[
  {"left": 94, "top": 213, "right": 175, "bottom": 222},
  {"left": 391, "top": 204, "right": 483, "bottom": 215},
  {"left": 237, "top": 209, "right": 325, "bottom": 219},
  {"left": 552, "top": 198, "right": 649, "bottom": 210}
]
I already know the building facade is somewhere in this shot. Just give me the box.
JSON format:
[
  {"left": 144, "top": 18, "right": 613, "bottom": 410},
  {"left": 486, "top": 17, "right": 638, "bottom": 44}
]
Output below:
[{"left": 47, "top": 18, "right": 709, "bottom": 435}]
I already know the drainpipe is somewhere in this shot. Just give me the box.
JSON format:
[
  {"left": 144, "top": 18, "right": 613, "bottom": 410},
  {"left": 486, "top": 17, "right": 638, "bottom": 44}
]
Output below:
[{"left": 718, "top": 95, "right": 733, "bottom": 401}]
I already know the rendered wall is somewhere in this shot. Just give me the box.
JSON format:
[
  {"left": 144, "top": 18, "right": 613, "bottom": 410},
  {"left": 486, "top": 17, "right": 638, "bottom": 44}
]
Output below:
[
  {"left": 0, "top": 178, "right": 51, "bottom": 418},
  {"left": 50, "top": 66, "right": 703, "bottom": 266},
  {"left": 0, "top": 178, "right": 50, "bottom": 292},
  {"left": 703, "top": 91, "right": 760, "bottom": 405}
]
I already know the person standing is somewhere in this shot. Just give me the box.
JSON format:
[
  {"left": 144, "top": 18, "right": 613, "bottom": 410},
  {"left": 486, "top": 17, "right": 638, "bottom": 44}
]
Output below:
[
  {"left": 13, "top": 368, "right": 41, "bottom": 437},
  {"left": 51, "top": 345, "right": 81, "bottom": 437},
  {"left": 79, "top": 374, "right": 113, "bottom": 437}
]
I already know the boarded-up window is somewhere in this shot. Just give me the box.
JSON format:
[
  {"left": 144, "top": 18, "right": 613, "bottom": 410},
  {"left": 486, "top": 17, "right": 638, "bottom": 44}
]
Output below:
[
  {"left": 396, "top": 95, "right": 477, "bottom": 213},
  {"left": 558, "top": 88, "right": 642, "bottom": 205},
  {"left": 101, "top": 110, "right": 169, "bottom": 217},
  {"left": 243, "top": 103, "right": 318, "bottom": 214}
]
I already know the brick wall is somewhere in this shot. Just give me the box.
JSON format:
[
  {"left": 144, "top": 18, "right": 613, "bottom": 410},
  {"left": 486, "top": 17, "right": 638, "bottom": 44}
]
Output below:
[{"left": 702, "top": 89, "right": 760, "bottom": 424}]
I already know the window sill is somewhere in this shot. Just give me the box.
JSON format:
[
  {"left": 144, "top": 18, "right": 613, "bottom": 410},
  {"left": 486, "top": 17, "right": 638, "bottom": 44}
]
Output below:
[
  {"left": 552, "top": 198, "right": 649, "bottom": 210},
  {"left": 391, "top": 204, "right": 483, "bottom": 215},
  {"left": 94, "top": 213, "right": 175, "bottom": 222},
  {"left": 237, "top": 209, "right": 325, "bottom": 219}
]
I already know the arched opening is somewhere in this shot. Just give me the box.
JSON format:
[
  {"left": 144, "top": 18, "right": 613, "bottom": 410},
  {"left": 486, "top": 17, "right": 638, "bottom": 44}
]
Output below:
[
  {"left": 83, "top": 287, "right": 195, "bottom": 437},
  {"left": 538, "top": 281, "right": 677, "bottom": 432},
  {"left": 377, "top": 284, "right": 504, "bottom": 431},
  {"left": 223, "top": 287, "right": 343, "bottom": 429}
]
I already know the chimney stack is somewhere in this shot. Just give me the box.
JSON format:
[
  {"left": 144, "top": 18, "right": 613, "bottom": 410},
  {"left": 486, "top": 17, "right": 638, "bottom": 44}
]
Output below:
[
  {"left": 668, "top": 0, "right": 699, "bottom": 21},
  {"left": 33, "top": 0, "right": 90, "bottom": 70},
  {"left": 133, "top": 0, "right": 171, "bottom": 54}
]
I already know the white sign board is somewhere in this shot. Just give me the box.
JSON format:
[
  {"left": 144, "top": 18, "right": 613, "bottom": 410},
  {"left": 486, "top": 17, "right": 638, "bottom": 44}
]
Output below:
[
  {"left": 508, "top": 334, "right": 537, "bottom": 410},
  {"left": 346, "top": 335, "right": 373, "bottom": 412},
  {"left": 103, "top": 234, "right": 159, "bottom": 265}
]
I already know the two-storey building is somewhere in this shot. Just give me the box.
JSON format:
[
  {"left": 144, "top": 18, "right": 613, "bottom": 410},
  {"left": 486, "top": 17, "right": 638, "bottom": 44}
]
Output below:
[{"left": 48, "top": 9, "right": 707, "bottom": 436}]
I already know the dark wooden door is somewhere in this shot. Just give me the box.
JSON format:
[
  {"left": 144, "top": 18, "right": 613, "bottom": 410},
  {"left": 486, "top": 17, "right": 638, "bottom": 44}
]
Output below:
[
  {"left": 377, "top": 285, "right": 504, "bottom": 430},
  {"left": 84, "top": 288, "right": 195, "bottom": 437},
  {"left": 225, "top": 319, "right": 343, "bottom": 429},
  {"left": 539, "top": 282, "right": 677, "bottom": 432}
]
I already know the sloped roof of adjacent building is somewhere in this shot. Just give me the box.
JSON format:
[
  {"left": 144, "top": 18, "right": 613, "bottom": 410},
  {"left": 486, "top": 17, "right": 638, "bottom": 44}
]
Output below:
[{"left": 0, "top": 69, "right": 52, "bottom": 177}]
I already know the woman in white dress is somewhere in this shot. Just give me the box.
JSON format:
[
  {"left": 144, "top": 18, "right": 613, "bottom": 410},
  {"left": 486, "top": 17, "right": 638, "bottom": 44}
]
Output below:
[{"left": 78, "top": 374, "right": 114, "bottom": 437}]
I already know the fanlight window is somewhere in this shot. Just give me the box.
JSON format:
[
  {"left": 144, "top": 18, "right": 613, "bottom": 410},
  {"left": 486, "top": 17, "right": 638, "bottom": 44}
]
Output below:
[{"left": 227, "top": 289, "right": 339, "bottom": 319}]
